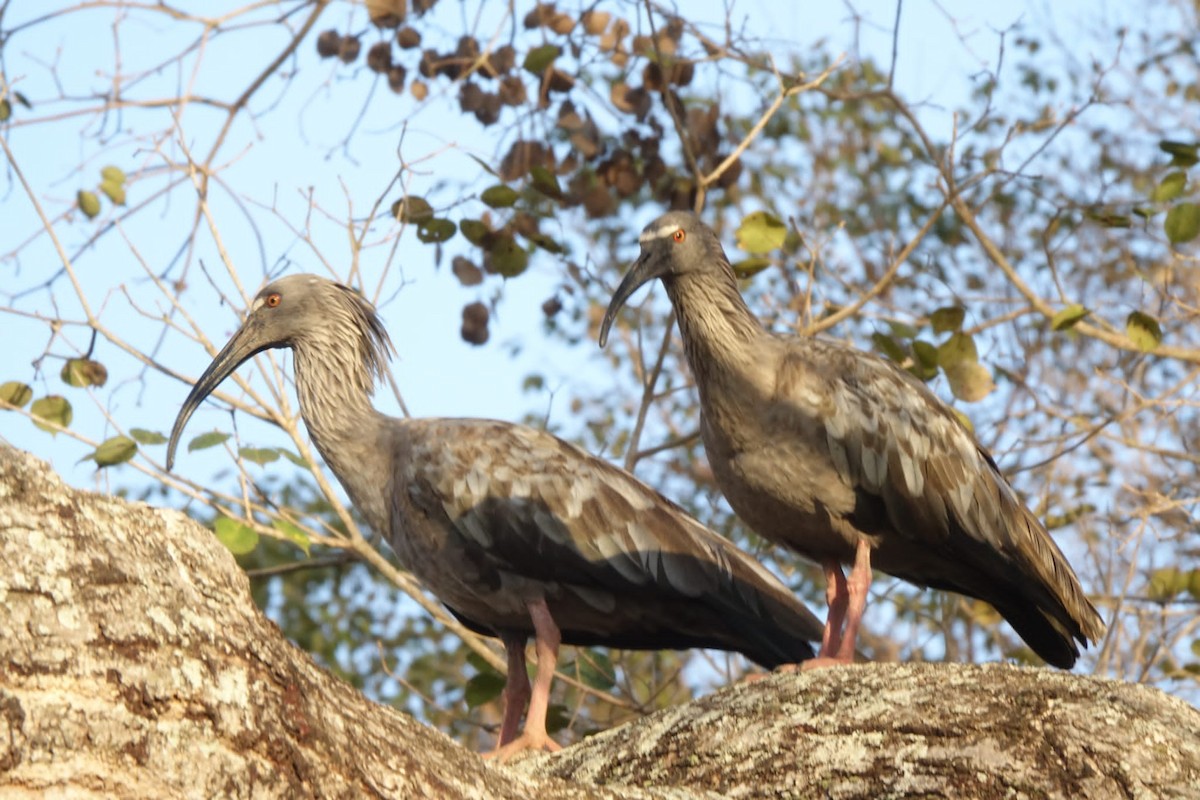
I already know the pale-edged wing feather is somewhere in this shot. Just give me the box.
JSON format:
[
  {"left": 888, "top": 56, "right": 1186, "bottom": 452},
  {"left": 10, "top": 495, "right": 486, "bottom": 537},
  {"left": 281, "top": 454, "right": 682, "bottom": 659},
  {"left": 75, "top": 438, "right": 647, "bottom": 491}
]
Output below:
[
  {"left": 397, "top": 418, "right": 821, "bottom": 666},
  {"left": 778, "top": 340, "right": 1103, "bottom": 660}
]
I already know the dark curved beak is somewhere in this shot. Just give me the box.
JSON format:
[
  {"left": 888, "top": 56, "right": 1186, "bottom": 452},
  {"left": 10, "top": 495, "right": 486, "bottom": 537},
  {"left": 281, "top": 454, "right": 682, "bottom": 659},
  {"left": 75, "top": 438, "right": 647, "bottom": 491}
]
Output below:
[
  {"left": 598, "top": 251, "right": 665, "bottom": 348},
  {"left": 166, "top": 319, "right": 270, "bottom": 472}
]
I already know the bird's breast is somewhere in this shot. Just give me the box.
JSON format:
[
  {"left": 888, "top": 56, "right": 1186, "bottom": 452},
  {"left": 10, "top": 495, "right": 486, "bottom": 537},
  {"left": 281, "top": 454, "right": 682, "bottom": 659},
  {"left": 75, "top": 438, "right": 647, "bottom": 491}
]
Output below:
[{"left": 705, "top": 422, "right": 862, "bottom": 562}]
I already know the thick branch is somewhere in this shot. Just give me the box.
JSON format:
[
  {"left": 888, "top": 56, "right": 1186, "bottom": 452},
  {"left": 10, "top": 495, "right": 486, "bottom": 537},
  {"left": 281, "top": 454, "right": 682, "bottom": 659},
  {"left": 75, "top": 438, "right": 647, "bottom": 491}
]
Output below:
[{"left": 2, "top": 445, "right": 1195, "bottom": 799}]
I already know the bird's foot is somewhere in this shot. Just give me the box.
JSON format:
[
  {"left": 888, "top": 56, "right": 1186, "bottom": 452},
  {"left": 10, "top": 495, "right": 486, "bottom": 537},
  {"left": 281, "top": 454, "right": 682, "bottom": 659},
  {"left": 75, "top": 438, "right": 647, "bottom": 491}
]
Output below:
[
  {"left": 482, "top": 730, "right": 562, "bottom": 763},
  {"left": 799, "top": 655, "right": 856, "bottom": 671}
]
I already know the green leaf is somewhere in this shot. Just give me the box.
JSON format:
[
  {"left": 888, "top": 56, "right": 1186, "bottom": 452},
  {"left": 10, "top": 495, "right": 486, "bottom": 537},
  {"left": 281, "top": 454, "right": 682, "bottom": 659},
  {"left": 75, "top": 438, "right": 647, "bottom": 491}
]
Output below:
[
  {"left": 523, "top": 230, "right": 566, "bottom": 254},
  {"left": 1159, "top": 140, "right": 1199, "bottom": 168},
  {"left": 577, "top": 650, "right": 616, "bottom": 690},
  {"left": 1164, "top": 202, "right": 1200, "bottom": 245},
  {"left": 529, "top": 165, "right": 562, "bottom": 199},
  {"left": 523, "top": 44, "right": 560, "bottom": 74},
  {"left": 391, "top": 196, "right": 434, "bottom": 223},
  {"left": 936, "top": 332, "right": 978, "bottom": 368},
  {"left": 85, "top": 435, "right": 137, "bottom": 467},
  {"left": 77, "top": 190, "right": 101, "bottom": 219},
  {"left": 731, "top": 257, "right": 771, "bottom": 278},
  {"left": 99, "top": 179, "right": 126, "bottom": 206},
  {"left": 464, "top": 670, "right": 506, "bottom": 708},
  {"left": 1051, "top": 304, "right": 1089, "bottom": 331},
  {"left": 888, "top": 321, "right": 918, "bottom": 339},
  {"left": 480, "top": 184, "right": 519, "bottom": 208},
  {"left": 545, "top": 703, "right": 570, "bottom": 734},
  {"left": 238, "top": 447, "right": 280, "bottom": 465},
  {"left": 31, "top": 395, "right": 72, "bottom": 434},
  {"left": 130, "top": 428, "right": 168, "bottom": 445},
  {"left": 1125, "top": 311, "right": 1162, "bottom": 352},
  {"left": 1152, "top": 171, "right": 1187, "bottom": 203},
  {"left": 1187, "top": 569, "right": 1200, "bottom": 600},
  {"left": 100, "top": 165, "right": 126, "bottom": 185},
  {"left": 871, "top": 333, "right": 907, "bottom": 364},
  {"left": 943, "top": 361, "right": 995, "bottom": 403},
  {"left": 488, "top": 234, "right": 529, "bottom": 278},
  {"left": 466, "top": 153, "right": 499, "bottom": 178},
  {"left": 60, "top": 358, "right": 107, "bottom": 388},
  {"left": 1147, "top": 566, "right": 1184, "bottom": 600},
  {"left": 910, "top": 340, "right": 939, "bottom": 381},
  {"left": 272, "top": 518, "right": 311, "bottom": 556},
  {"left": 459, "top": 218, "right": 489, "bottom": 244},
  {"left": 466, "top": 652, "right": 493, "bottom": 673},
  {"left": 213, "top": 517, "right": 259, "bottom": 555},
  {"left": 0, "top": 99, "right": 11, "bottom": 122},
  {"left": 280, "top": 449, "right": 311, "bottom": 468},
  {"left": 735, "top": 211, "right": 787, "bottom": 254},
  {"left": 417, "top": 218, "right": 456, "bottom": 243},
  {"left": 0, "top": 381, "right": 33, "bottom": 408},
  {"left": 188, "top": 431, "right": 231, "bottom": 452},
  {"left": 929, "top": 306, "right": 965, "bottom": 334},
  {"left": 1084, "top": 208, "right": 1130, "bottom": 228}
]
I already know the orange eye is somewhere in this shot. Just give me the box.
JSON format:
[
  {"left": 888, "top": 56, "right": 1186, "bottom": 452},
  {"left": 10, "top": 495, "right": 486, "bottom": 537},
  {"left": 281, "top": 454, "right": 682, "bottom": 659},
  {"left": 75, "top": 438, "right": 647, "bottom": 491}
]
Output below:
[
  {"left": 672, "top": 229, "right": 686, "bottom": 243},
  {"left": 265, "top": 292, "right": 281, "bottom": 308}
]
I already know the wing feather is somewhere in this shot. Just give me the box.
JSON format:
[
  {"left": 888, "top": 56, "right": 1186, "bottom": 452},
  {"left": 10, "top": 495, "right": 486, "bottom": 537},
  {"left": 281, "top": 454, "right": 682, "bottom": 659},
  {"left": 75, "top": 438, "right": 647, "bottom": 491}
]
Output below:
[
  {"left": 397, "top": 418, "right": 824, "bottom": 662},
  {"left": 785, "top": 340, "right": 1102, "bottom": 652}
]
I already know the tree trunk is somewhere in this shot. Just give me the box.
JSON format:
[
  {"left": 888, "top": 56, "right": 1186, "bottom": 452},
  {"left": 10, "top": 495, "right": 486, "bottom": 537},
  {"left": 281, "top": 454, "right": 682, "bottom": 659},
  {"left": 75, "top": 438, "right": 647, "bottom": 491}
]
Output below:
[{"left": 1, "top": 444, "right": 1196, "bottom": 799}]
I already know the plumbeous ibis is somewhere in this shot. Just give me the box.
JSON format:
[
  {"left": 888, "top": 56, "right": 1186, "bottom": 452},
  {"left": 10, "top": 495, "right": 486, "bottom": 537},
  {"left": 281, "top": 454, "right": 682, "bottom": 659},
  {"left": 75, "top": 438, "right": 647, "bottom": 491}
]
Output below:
[
  {"left": 167, "top": 274, "right": 825, "bottom": 759},
  {"left": 599, "top": 211, "right": 1105, "bottom": 669}
]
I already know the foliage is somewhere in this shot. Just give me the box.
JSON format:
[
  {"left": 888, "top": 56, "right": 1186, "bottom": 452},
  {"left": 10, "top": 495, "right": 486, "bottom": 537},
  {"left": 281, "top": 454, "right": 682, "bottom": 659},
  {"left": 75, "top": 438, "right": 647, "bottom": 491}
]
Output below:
[{"left": 2, "top": 0, "right": 1198, "bottom": 750}]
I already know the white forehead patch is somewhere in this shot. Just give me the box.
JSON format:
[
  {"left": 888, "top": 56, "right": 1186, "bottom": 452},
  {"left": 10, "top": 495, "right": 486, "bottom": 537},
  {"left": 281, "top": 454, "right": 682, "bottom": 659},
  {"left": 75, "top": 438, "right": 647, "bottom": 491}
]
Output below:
[{"left": 639, "top": 223, "right": 680, "bottom": 244}]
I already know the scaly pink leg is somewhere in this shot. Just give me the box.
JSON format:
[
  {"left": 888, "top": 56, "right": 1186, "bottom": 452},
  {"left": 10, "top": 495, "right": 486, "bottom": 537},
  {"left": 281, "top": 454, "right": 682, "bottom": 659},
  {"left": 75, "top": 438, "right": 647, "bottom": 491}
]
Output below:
[
  {"left": 483, "top": 598, "right": 564, "bottom": 761},
  {"left": 818, "top": 559, "right": 849, "bottom": 658},
  {"left": 834, "top": 539, "right": 873, "bottom": 662},
  {"left": 803, "top": 543, "right": 871, "bottom": 670},
  {"left": 495, "top": 633, "right": 530, "bottom": 748}
]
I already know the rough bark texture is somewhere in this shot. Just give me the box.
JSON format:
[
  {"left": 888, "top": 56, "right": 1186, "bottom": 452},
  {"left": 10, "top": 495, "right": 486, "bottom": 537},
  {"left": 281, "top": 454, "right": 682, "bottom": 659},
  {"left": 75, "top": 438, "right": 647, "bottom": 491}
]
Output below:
[
  {"left": 519, "top": 663, "right": 1200, "bottom": 799},
  {"left": 1, "top": 443, "right": 1197, "bottom": 799},
  {"left": 0, "top": 445, "right": 660, "bottom": 800}
]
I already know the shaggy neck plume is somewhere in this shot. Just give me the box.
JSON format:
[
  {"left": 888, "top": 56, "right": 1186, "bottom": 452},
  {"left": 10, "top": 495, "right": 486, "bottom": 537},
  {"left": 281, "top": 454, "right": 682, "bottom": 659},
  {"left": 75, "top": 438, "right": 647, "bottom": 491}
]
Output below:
[
  {"left": 665, "top": 267, "right": 765, "bottom": 380},
  {"left": 291, "top": 323, "right": 394, "bottom": 534}
]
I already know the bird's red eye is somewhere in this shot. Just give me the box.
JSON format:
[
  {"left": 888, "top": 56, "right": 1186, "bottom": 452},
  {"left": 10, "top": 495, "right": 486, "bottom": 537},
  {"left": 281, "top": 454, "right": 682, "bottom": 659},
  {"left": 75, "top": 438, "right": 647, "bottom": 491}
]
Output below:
[
  {"left": 673, "top": 229, "right": 685, "bottom": 243},
  {"left": 265, "top": 293, "right": 281, "bottom": 308}
]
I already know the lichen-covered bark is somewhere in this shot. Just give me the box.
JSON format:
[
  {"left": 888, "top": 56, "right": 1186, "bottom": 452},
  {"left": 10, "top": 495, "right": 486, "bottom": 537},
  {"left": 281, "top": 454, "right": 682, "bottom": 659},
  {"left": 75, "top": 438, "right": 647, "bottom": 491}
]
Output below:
[
  {"left": 2, "top": 444, "right": 1197, "bottom": 800},
  {"left": 519, "top": 661, "right": 1200, "bottom": 798},
  {"left": 0, "top": 445, "right": 669, "bottom": 800}
]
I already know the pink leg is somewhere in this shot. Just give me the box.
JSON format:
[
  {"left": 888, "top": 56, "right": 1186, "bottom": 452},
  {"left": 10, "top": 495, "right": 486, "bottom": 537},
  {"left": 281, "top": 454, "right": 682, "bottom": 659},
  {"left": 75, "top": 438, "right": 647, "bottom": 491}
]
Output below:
[
  {"left": 834, "top": 539, "right": 873, "bottom": 662},
  {"left": 818, "top": 559, "right": 849, "bottom": 658},
  {"left": 483, "top": 598, "right": 564, "bottom": 761},
  {"left": 803, "top": 543, "right": 872, "bottom": 670},
  {"left": 495, "top": 634, "right": 530, "bottom": 748}
]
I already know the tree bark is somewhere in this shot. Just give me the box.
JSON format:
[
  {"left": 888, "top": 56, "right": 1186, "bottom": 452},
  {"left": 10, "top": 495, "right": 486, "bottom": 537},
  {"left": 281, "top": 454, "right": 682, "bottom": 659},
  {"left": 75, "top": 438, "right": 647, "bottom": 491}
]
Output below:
[{"left": 1, "top": 444, "right": 1197, "bottom": 799}]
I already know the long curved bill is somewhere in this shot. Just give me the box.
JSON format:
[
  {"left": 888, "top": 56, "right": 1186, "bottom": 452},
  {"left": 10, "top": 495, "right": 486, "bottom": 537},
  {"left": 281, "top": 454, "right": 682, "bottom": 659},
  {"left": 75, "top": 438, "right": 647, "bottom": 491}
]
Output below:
[
  {"left": 166, "top": 320, "right": 268, "bottom": 472},
  {"left": 598, "top": 252, "right": 662, "bottom": 348}
]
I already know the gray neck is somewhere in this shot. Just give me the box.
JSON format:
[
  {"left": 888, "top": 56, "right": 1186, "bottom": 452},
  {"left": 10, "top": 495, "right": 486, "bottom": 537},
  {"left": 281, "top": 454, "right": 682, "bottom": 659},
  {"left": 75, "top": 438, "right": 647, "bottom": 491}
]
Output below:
[
  {"left": 292, "top": 342, "right": 394, "bottom": 533},
  {"left": 665, "top": 270, "right": 766, "bottom": 379}
]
